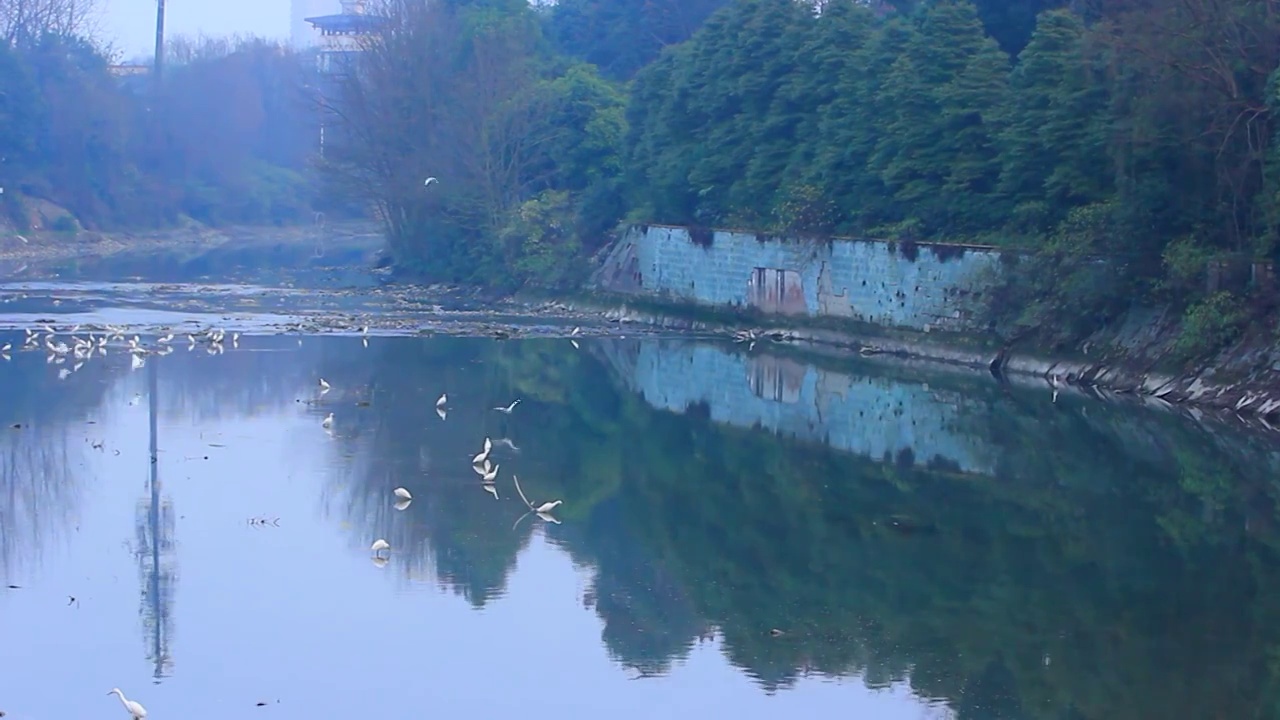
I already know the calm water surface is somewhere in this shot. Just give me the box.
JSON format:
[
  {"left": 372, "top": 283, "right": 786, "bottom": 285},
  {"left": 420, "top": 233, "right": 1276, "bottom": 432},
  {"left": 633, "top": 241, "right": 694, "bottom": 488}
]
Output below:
[{"left": 3, "top": 263, "right": 1280, "bottom": 719}]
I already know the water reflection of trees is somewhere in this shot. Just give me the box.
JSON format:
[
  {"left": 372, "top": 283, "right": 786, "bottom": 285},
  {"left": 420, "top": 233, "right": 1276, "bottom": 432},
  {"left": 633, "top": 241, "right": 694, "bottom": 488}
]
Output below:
[
  {"left": 0, "top": 347, "right": 108, "bottom": 576},
  {"left": 339, "top": 335, "right": 1280, "bottom": 719}
]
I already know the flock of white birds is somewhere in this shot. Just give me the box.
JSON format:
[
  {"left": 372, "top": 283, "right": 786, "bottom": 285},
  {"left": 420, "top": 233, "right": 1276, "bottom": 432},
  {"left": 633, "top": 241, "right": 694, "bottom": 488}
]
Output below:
[
  {"left": 352, "top": 384, "right": 564, "bottom": 563},
  {"left": 2, "top": 323, "right": 241, "bottom": 378}
]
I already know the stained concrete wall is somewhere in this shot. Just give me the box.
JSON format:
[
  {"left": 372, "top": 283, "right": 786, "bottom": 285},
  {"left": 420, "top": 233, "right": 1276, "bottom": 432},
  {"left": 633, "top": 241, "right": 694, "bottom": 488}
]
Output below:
[
  {"left": 596, "top": 339, "right": 997, "bottom": 476},
  {"left": 593, "top": 224, "right": 1005, "bottom": 333}
]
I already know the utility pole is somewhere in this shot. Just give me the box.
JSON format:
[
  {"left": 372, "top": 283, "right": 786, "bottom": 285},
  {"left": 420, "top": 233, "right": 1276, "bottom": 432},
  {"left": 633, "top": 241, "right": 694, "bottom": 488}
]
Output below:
[{"left": 154, "top": 0, "right": 167, "bottom": 84}]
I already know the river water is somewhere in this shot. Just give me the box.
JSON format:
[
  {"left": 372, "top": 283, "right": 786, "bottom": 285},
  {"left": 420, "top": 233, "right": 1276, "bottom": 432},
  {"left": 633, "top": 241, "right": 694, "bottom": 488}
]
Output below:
[{"left": 2, "top": 243, "right": 1280, "bottom": 720}]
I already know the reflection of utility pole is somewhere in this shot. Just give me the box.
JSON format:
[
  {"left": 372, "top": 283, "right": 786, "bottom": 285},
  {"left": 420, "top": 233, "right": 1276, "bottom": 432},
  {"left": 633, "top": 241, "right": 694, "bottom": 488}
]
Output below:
[
  {"left": 135, "top": 359, "right": 175, "bottom": 679},
  {"left": 147, "top": 360, "right": 163, "bottom": 678}
]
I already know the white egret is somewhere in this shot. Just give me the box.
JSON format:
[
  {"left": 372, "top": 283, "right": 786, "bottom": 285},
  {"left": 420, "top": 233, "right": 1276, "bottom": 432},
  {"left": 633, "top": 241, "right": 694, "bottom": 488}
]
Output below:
[
  {"left": 393, "top": 487, "right": 412, "bottom": 501},
  {"left": 158, "top": 333, "right": 173, "bottom": 344},
  {"left": 1, "top": 343, "right": 10, "bottom": 353},
  {"left": 571, "top": 326, "right": 581, "bottom": 336},
  {"left": 482, "top": 464, "right": 499, "bottom": 482},
  {"left": 493, "top": 399, "right": 521, "bottom": 414},
  {"left": 319, "top": 378, "right": 331, "bottom": 393},
  {"left": 472, "top": 437, "right": 493, "bottom": 465},
  {"left": 512, "top": 475, "right": 562, "bottom": 520},
  {"left": 424, "top": 177, "right": 438, "bottom": 187},
  {"left": 371, "top": 539, "right": 390, "bottom": 556},
  {"left": 232, "top": 332, "right": 240, "bottom": 348},
  {"left": 436, "top": 393, "right": 447, "bottom": 408},
  {"left": 322, "top": 412, "right": 334, "bottom": 429},
  {"left": 108, "top": 688, "right": 147, "bottom": 719}
]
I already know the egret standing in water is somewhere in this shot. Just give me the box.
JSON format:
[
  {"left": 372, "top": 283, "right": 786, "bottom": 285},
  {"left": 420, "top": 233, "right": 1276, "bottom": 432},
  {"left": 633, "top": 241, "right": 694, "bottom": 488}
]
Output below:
[
  {"left": 371, "top": 539, "right": 390, "bottom": 557},
  {"left": 394, "top": 487, "right": 412, "bottom": 501},
  {"left": 108, "top": 688, "right": 147, "bottom": 719},
  {"left": 472, "top": 437, "right": 493, "bottom": 465},
  {"left": 322, "top": 413, "right": 334, "bottom": 430}
]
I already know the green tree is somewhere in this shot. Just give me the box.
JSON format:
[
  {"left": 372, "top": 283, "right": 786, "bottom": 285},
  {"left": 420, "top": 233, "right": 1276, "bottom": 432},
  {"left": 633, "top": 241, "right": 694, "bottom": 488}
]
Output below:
[
  {"left": 872, "top": 0, "right": 1010, "bottom": 234},
  {"left": 997, "top": 9, "right": 1111, "bottom": 234}
]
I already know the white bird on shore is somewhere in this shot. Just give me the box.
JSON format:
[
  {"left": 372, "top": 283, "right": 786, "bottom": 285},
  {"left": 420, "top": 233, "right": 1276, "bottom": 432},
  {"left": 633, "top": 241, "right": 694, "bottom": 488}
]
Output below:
[
  {"left": 322, "top": 412, "right": 334, "bottom": 429},
  {"left": 108, "top": 688, "right": 147, "bottom": 720},
  {"left": 394, "top": 487, "right": 412, "bottom": 501},
  {"left": 371, "top": 539, "right": 390, "bottom": 556},
  {"left": 493, "top": 399, "right": 521, "bottom": 414}
]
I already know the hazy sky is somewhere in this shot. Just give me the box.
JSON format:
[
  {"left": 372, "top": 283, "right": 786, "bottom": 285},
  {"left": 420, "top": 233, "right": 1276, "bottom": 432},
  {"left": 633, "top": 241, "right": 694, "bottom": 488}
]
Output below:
[{"left": 102, "top": 0, "right": 291, "bottom": 59}]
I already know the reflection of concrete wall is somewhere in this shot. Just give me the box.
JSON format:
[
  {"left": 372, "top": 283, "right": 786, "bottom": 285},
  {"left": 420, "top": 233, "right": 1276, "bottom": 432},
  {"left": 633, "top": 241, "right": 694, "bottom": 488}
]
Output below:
[
  {"left": 599, "top": 340, "right": 995, "bottom": 475},
  {"left": 593, "top": 225, "right": 1003, "bottom": 333}
]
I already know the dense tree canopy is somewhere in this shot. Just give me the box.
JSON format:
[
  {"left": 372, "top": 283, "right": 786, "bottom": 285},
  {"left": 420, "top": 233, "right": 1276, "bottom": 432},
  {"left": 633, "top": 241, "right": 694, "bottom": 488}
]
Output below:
[{"left": 616, "top": 0, "right": 1280, "bottom": 347}]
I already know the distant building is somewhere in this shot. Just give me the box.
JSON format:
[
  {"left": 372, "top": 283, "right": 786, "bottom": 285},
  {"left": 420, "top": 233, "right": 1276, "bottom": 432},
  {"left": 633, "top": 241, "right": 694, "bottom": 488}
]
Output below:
[
  {"left": 291, "top": 0, "right": 339, "bottom": 48},
  {"left": 304, "top": 0, "right": 387, "bottom": 158},
  {"left": 305, "top": 0, "right": 386, "bottom": 76}
]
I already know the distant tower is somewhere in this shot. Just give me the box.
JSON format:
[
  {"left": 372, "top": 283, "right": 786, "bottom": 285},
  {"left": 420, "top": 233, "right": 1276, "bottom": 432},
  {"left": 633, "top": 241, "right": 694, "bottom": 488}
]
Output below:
[{"left": 291, "top": 0, "right": 338, "bottom": 47}]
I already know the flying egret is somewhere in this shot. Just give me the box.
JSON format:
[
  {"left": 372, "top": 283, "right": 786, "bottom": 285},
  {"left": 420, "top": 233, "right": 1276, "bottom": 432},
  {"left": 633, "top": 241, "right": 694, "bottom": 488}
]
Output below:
[
  {"left": 322, "top": 413, "right": 334, "bottom": 429},
  {"left": 108, "top": 688, "right": 147, "bottom": 720},
  {"left": 394, "top": 487, "right": 412, "bottom": 501},
  {"left": 493, "top": 399, "right": 521, "bottom": 414},
  {"left": 371, "top": 539, "right": 390, "bottom": 556}
]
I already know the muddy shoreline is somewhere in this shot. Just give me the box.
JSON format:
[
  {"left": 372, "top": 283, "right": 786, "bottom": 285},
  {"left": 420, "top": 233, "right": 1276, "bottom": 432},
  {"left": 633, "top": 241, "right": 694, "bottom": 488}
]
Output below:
[{"left": 0, "top": 220, "right": 383, "bottom": 267}]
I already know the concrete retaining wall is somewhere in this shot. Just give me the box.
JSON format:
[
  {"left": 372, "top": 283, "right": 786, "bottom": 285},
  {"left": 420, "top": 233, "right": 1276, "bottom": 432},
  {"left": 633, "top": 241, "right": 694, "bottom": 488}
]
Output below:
[{"left": 593, "top": 224, "right": 1005, "bottom": 333}]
